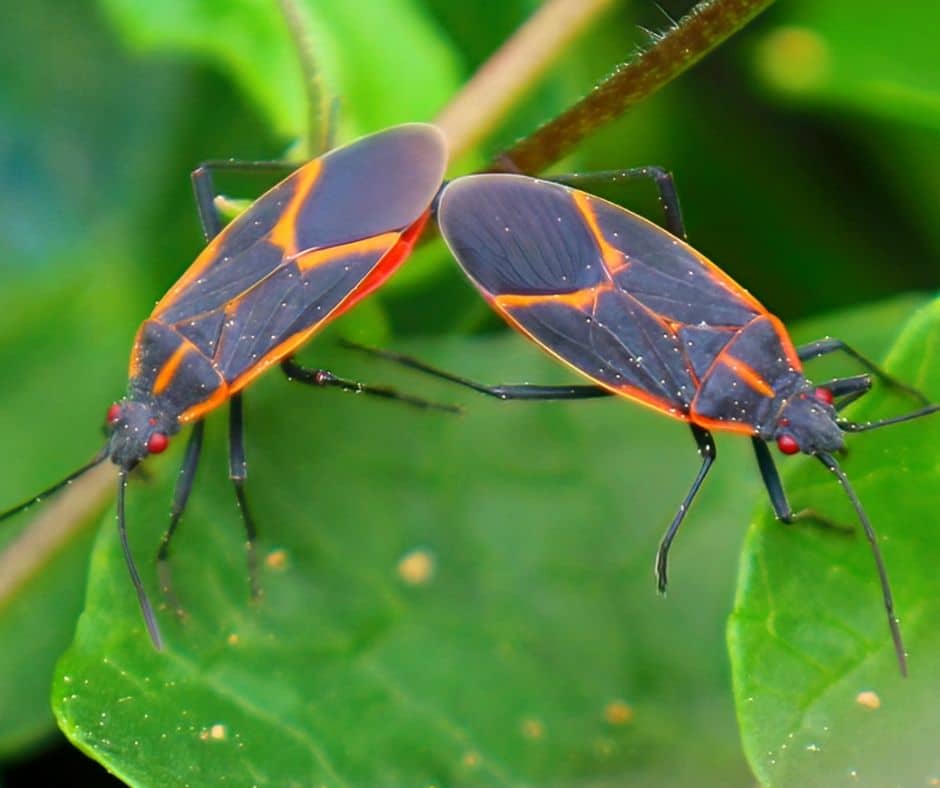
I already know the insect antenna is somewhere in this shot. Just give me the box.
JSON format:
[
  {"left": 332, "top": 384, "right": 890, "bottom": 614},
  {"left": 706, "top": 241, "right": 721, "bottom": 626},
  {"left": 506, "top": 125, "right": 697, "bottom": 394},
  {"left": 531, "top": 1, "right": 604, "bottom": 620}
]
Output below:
[
  {"left": 839, "top": 402, "right": 940, "bottom": 434},
  {"left": 117, "top": 470, "right": 163, "bottom": 650},
  {"left": 817, "top": 452, "right": 907, "bottom": 676},
  {"left": 0, "top": 447, "right": 110, "bottom": 523}
]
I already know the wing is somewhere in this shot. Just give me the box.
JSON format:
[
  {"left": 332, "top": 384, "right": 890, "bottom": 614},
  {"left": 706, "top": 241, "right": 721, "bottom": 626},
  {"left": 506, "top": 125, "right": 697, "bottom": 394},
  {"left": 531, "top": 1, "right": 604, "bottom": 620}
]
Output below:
[
  {"left": 437, "top": 174, "right": 770, "bottom": 416},
  {"left": 148, "top": 123, "right": 448, "bottom": 391}
]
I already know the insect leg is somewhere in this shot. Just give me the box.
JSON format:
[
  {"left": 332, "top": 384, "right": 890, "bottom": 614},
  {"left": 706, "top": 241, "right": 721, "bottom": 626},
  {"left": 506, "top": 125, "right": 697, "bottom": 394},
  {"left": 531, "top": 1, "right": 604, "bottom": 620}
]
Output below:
[
  {"left": 548, "top": 167, "right": 686, "bottom": 239},
  {"left": 750, "top": 437, "right": 850, "bottom": 532},
  {"left": 337, "top": 341, "right": 612, "bottom": 401},
  {"left": 655, "top": 425, "right": 715, "bottom": 593},
  {"left": 812, "top": 374, "right": 871, "bottom": 411},
  {"left": 280, "top": 357, "right": 461, "bottom": 413},
  {"left": 228, "top": 393, "right": 261, "bottom": 599},
  {"left": 798, "top": 338, "right": 929, "bottom": 405},
  {"left": 156, "top": 420, "right": 205, "bottom": 613},
  {"left": 190, "top": 160, "right": 298, "bottom": 240}
]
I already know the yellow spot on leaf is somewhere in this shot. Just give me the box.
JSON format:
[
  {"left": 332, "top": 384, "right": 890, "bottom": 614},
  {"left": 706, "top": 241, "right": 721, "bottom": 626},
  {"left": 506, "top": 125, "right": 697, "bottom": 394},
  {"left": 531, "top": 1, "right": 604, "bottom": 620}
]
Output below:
[
  {"left": 604, "top": 700, "right": 634, "bottom": 725},
  {"left": 397, "top": 548, "right": 435, "bottom": 586},
  {"left": 855, "top": 690, "right": 881, "bottom": 710},
  {"left": 521, "top": 717, "right": 544, "bottom": 740}
]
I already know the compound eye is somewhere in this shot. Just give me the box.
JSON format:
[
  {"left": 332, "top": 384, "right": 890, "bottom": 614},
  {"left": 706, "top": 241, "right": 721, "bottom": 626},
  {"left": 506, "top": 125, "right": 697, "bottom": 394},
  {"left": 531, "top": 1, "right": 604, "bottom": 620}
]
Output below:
[
  {"left": 776, "top": 434, "right": 800, "bottom": 455},
  {"left": 106, "top": 403, "right": 122, "bottom": 426},
  {"left": 147, "top": 432, "right": 169, "bottom": 455},
  {"left": 814, "top": 387, "right": 834, "bottom": 405}
]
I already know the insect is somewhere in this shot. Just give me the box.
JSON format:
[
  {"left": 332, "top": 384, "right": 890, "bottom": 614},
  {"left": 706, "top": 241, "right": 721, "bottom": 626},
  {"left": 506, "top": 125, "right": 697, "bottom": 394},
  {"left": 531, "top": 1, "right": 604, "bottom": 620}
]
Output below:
[
  {"left": 356, "top": 169, "right": 938, "bottom": 675},
  {"left": 0, "top": 123, "right": 449, "bottom": 648}
]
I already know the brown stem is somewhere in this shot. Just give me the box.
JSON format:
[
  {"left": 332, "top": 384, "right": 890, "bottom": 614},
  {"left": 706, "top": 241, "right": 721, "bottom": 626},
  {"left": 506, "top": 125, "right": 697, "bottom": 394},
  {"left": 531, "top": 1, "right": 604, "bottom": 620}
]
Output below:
[
  {"left": 499, "top": 0, "right": 776, "bottom": 173},
  {"left": 0, "top": 462, "right": 115, "bottom": 610}
]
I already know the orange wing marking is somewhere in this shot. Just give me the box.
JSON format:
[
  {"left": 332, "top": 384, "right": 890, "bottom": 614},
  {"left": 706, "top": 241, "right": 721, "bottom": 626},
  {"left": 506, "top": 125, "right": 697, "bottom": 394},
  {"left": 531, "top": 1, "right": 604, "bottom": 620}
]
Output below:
[
  {"left": 178, "top": 383, "right": 231, "bottom": 424},
  {"left": 294, "top": 232, "right": 399, "bottom": 272},
  {"left": 152, "top": 232, "right": 229, "bottom": 318},
  {"left": 689, "top": 413, "right": 759, "bottom": 436},
  {"left": 268, "top": 159, "right": 323, "bottom": 257},
  {"left": 488, "top": 295, "right": 689, "bottom": 422},
  {"left": 494, "top": 286, "right": 601, "bottom": 312},
  {"left": 225, "top": 233, "right": 409, "bottom": 397},
  {"left": 329, "top": 212, "right": 431, "bottom": 321},
  {"left": 766, "top": 313, "right": 803, "bottom": 372},
  {"left": 572, "top": 191, "right": 629, "bottom": 275},
  {"left": 152, "top": 159, "right": 323, "bottom": 318},
  {"left": 684, "top": 245, "right": 767, "bottom": 315}
]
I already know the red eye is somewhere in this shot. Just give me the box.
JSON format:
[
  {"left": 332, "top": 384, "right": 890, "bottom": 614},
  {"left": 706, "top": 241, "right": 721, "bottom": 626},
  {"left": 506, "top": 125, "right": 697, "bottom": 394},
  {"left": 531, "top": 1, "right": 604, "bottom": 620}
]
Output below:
[
  {"left": 814, "top": 387, "right": 834, "bottom": 405},
  {"left": 106, "top": 403, "right": 121, "bottom": 425},
  {"left": 776, "top": 434, "right": 800, "bottom": 455},
  {"left": 147, "top": 432, "right": 169, "bottom": 454}
]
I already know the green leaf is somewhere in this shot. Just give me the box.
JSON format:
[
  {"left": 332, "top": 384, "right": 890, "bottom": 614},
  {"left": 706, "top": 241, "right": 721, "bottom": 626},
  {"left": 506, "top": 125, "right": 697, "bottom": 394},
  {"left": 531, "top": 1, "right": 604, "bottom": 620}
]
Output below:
[
  {"left": 54, "top": 334, "right": 752, "bottom": 784},
  {"left": 97, "top": 0, "right": 462, "bottom": 143},
  {"left": 754, "top": 1, "right": 940, "bottom": 129},
  {"left": 729, "top": 295, "right": 940, "bottom": 786}
]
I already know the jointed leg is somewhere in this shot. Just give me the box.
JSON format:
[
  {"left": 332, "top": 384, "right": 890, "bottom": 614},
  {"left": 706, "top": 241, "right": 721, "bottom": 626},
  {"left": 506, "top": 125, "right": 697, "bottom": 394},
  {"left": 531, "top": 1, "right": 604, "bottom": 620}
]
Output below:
[
  {"left": 157, "top": 421, "right": 206, "bottom": 611},
  {"left": 655, "top": 425, "right": 715, "bottom": 593},
  {"left": 798, "top": 338, "right": 929, "bottom": 405},
  {"left": 190, "top": 160, "right": 298, "bottom": 241},
  {"left": 813, "top": 374, "right": 871, "bottom": 411},
  {"left": 229, "top": 394, "right": 260, "bottom": 599},
  {"left": 549, "top": 166, "right": 686, "bottom": 239},
  {"left": 803, "top": 344, "right": 939, "bottom": 429},
  {"left": 280, "top": 358, "right": 462, "bottom": 413},
  {"left": 338, "top": 341, "right": 612, "bottom": 401},
  {"left": 187, "top": 159, "right": 288, "bottom": 602},
  {"left": 750, "top": 437, "right": 849, "bottom": 532}
]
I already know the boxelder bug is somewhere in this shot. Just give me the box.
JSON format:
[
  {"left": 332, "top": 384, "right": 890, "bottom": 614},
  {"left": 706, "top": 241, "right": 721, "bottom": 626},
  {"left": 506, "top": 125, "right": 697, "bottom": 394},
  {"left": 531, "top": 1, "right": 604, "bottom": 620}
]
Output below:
[
  {"left": 355, "top": 170, "right": 939, "bottom": 675},
  {"left": 0, "top": 124, "right": 448, "bottom": 649}
]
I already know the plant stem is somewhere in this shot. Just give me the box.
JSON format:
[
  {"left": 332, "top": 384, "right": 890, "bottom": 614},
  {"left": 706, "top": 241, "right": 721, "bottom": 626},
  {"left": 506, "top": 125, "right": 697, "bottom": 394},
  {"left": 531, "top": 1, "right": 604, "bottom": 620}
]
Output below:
[
  {"left": 500, "top": 0, "right": 776, "bottom": 173},
  {"left": 276, "top": 0, "right": 329, "bottom": 156},
  {"left": 0, "top": 463, "right": 115, "bottom": 609}
]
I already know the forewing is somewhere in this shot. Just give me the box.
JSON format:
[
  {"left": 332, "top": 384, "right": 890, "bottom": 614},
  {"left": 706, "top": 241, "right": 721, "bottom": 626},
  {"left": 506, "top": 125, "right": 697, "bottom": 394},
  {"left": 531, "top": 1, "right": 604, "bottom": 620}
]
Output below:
[
  {"left": 149, "top": 124, "right": 447, "bottom": 379},
  {"left": 439, "top": 175, "right": 768, "bottom": 414}
]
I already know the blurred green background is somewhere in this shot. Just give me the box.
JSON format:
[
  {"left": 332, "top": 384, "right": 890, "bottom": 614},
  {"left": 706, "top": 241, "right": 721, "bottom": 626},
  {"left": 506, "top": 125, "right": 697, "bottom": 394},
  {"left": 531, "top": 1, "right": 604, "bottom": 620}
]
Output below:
[{"left": 0, "top": 0, "right": 938, "bottom": 785}]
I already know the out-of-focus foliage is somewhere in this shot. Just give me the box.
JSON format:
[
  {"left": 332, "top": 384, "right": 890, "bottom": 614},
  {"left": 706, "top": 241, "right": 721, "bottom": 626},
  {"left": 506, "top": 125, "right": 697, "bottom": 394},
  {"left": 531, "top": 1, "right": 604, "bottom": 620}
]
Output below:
[{"left": 0, "top": 0, "right": 937, "bottom": 783}]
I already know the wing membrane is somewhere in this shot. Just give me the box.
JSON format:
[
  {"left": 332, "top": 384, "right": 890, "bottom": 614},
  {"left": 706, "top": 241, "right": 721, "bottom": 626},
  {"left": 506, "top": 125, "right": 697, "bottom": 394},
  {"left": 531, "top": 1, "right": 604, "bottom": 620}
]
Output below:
[
  {"left": 438, "top": 174, "right": 768, "bottom": 414},
  {"left": 147, "top": 124, "right": 447, "bottom": 381}
]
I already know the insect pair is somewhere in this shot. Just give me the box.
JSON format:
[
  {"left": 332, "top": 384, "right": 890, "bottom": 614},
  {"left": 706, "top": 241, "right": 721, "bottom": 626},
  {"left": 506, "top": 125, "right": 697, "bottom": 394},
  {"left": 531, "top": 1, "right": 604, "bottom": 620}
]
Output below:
[{"left": 1, "top": 124, "right": 936, "bottom": 673}]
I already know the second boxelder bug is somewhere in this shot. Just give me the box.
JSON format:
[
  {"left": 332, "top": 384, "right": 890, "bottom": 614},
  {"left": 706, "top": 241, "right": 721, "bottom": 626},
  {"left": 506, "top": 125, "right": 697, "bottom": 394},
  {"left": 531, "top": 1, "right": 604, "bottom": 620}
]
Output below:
[
  {"left": 357, "top": 170, "right": 939, "bottom": 675},
  {"left": 0, "top": 123, "right": 448, "bottom": 648}
]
